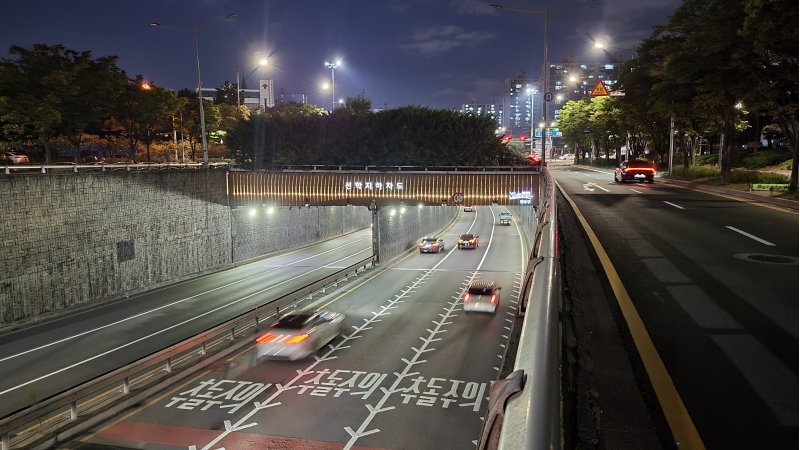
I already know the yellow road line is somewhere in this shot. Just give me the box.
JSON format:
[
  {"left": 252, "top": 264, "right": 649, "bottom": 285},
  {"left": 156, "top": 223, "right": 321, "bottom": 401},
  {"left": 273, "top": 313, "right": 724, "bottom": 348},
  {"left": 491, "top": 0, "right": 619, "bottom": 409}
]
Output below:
[{"left": 555, "top": 179, "right": 706, "bottom": 450}]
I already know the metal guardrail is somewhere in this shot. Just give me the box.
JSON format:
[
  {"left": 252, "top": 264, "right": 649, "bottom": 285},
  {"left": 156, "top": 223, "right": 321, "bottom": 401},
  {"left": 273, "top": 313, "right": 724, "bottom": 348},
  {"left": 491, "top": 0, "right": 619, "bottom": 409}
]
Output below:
[
  {"left": 0, "top": 256, "right": 374, "bottom": 450},
  {"left": 1, "top": 162, "right": 230, "bottom": 175},
  {"left": 479, "top": 167, "right": 560, "bottom": 450},
  {"left": 280, "top": 164, "right": 540, "bottom": 173}
]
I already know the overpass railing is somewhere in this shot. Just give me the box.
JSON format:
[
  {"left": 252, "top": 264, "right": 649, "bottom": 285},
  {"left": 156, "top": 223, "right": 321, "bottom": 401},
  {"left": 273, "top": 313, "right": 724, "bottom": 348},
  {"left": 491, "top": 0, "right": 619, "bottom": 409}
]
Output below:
[
  {"left": 1, "top": 162, "right": 230, "bottom": 175},
  {"left": 0, "top": 257, "right": 374, "bottom": 450},
  {"left": 479, "top": 166, "right": 561, "bottom": 450},
  {"left": 279, "top": 164, "right": 540, "bottom": 172}
]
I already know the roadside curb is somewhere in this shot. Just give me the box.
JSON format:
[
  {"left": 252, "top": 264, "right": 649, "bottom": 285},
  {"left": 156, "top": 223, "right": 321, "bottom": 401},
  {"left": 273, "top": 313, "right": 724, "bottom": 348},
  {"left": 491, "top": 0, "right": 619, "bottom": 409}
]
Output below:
[{"left": 659, "top": 178, "right": 798, "bottom": 211}]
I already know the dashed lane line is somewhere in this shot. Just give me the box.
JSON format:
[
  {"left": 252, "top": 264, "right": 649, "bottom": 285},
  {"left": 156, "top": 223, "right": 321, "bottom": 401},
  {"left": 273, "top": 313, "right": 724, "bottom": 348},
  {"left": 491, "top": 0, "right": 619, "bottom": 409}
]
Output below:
[
  {"left": 725, "top": 226, "right": 776, "bottom": 246},
  {"left": 664, "top": 201, "right": 685, "bottom": 210}
]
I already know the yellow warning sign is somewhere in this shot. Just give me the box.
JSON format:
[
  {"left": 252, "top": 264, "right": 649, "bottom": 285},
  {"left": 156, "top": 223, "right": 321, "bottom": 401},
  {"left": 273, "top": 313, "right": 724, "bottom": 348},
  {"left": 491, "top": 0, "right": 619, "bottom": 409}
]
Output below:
[{"left": 589, "top": 79, "right": 610, "bottom": 97}]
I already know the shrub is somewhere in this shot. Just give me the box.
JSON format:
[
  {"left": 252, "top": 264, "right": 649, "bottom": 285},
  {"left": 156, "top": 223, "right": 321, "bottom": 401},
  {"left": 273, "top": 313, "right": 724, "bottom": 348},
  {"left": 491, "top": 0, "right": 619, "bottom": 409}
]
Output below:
[
  {"left": 780, "top": 159, "right": 793, "bottom": 170},
  {"left": 695, "top": 154, "right": 718, "bottom": 166},
  {"left": 729, "top": 170, "right": 789, "bottom": 184},
  {"left": 739, "top": 149, "right": 793, "bottom": 169},
  {"left": 671, "top": 165, "right": 719, "bottom": 180}
]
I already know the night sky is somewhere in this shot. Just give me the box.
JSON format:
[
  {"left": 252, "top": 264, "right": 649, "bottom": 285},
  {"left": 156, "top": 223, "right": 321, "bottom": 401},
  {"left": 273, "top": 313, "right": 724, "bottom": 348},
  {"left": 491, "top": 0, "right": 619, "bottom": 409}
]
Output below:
[{"left": 1, "top": 0, "right": 680, "bottom": 110}]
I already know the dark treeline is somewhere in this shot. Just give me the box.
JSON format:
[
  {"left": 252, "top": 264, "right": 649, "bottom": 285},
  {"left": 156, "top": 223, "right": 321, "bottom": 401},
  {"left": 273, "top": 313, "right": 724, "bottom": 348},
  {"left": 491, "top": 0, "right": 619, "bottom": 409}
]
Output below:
[{"left": 225, "top": 94, "right": 527, "bottom": 169}]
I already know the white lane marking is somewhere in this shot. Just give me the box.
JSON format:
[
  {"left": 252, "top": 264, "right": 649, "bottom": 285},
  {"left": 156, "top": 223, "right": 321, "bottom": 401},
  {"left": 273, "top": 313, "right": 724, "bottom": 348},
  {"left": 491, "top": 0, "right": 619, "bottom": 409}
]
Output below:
[
  {"left": 630, "top": 189, "right": 643, "bottom": 194},
  {"left": 725, "top": 226, "right": 776, "bottom": 246},
  {"left": 0, "top": 233, "right": 372, "bottom": 339},
  {"left": 0, "top": 250, "right": 372, "bottom": 398},
  {"left": 0, "top": 242, "right": 373, "bottom": 363},
  {"left": 664, "top": 201, "right": 685, "bottom": 210},
  {"left": 588, "top": 182, "right": 609, "bottom": 192}
]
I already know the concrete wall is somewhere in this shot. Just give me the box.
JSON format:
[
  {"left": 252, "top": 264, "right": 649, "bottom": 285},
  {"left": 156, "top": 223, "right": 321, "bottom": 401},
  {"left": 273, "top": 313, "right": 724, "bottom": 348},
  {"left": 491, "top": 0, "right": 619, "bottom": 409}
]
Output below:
[
  {"left": 377, "top": 205, "right": 460, "bottom": 263},
  {"left": 231, "top": 205, "right": 371, "bottom": 262},
  {"left": 0, "top": 171, "right": 231, "bottom": 325}
]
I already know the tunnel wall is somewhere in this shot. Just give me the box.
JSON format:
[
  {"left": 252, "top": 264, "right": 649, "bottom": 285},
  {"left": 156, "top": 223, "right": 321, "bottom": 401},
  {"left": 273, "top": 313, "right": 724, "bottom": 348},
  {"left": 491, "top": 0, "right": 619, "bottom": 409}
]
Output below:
[
  {"left": 377, "top": 205, "right": 460, "bottom": 263},
  {"left": 0, "top": 171, "right": 371, "bottom": 326}
]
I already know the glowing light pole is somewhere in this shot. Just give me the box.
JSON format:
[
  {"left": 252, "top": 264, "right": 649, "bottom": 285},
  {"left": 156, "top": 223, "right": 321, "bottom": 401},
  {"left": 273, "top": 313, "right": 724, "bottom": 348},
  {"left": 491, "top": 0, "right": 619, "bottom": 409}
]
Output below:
[
  {"left": 237, "top": 56, "right": 268, "bottom": 107},
  {"left": 324, "top": 60, "right": 342, "bottom": 110}
]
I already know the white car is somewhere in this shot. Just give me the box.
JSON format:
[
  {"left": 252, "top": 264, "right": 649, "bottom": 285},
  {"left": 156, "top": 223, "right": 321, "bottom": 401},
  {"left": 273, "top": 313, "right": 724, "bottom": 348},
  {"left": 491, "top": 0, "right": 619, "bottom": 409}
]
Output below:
[
  {"left": 560, "top": 153, "right": 574, "bottom": 161},
  {"left": 463, "top": 281, "right": 501, "bottom": 313},
  {"left": 463, "top": 205, "right": 474, "bottom": 212},
  {"left": 255, "top": 310, "right": 344, "bottom": 361},
  {"left": 2, "top": 152, "right": 30, "bottom": 165}
]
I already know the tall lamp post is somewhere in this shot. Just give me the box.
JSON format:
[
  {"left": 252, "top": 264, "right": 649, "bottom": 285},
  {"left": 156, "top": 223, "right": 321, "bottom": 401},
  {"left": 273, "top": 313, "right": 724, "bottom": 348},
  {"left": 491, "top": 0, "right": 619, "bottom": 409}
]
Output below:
[
  {"left": 491, "top": 1, "right": 595, "bottom": 160},
  {"left": 237, "top": 56, "right": 268, "bottom": 107},
  {"left": 324, "top": 60, "right": 342, "bottom": 110},
  {"left": 151, "top": 13, "right": 236, "bottom": 167}
]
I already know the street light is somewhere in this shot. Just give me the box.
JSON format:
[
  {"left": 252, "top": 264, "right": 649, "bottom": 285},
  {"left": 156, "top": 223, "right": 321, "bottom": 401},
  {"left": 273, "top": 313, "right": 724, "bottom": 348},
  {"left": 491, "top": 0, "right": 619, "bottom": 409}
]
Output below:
[
  {"left": 237, "top": 56, "right": 268, "bottom": 107},
  {"left": 324, "top": 60, "right": 342, "bottom": 110},
  {"left": 491, "top": 1, "right": 595, "bottom": 160},
  {"left": 151, "top": 13, "right": 237, "bottom": 167},
  {"left": 593, "top": 40, "right": 636, "bottom": 60}
]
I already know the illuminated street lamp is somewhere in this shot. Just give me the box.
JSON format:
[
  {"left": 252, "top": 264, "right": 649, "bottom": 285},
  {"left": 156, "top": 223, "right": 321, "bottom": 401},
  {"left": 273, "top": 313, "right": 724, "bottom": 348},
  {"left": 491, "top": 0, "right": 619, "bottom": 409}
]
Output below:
[
  {"left": 236, "top": 56, "right": 268, "bottom": 107},
  {"left": 491, "top": 0, "right": 595, "bottom": 160},
  {"left": 151, "top": 13, "right": 237, "bottom": 167},
  {"left": 593, "top": 40, "right": 635, "bottom": 60},
  {"left": 324, "top": 60, "right": 342, "bottom": 110}
]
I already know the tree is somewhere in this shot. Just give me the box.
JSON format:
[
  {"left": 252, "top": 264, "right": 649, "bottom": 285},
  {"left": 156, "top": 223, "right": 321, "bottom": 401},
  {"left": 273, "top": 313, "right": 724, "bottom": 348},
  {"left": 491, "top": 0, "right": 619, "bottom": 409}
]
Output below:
[
  {"left": 177, "top": 88, "right": 221, "bottom": 161},
  {"left": 215, "top": 81, "right": 238, "bottom": 106},
  {"left": 111, "top": 76, "right": 177, "bottom": 163},
  {"left": 739, "top": 0, "right": 799, "bottom": 188}
]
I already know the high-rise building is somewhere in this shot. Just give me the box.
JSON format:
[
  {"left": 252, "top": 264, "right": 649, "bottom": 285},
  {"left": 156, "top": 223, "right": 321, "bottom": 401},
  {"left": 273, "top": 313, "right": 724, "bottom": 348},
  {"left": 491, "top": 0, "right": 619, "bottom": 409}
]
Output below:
[
  {"left": 462, "top": 103, "right": 503, "bottom": 130},
  {"left": 541, "top": 54, "right": 623, "bottom": 123},
  {"left": 503, "top": 71, "right": 541, "bottom": 141}
]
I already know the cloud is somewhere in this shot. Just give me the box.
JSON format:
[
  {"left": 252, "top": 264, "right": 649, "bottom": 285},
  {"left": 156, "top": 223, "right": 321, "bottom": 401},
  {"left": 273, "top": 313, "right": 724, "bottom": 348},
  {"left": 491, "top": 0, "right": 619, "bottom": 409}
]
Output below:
[
  {"left": 399, "top": 25, "right": 495, "bottom": 56},
  {"left": 450, "top": 0, "right": 495, "bottom": 15},
  {"left": 390, "top": 3, "right": 411, "bottom": 13},
  {"left": 435, "top": 74, "right": 503, "bottom": 104}
]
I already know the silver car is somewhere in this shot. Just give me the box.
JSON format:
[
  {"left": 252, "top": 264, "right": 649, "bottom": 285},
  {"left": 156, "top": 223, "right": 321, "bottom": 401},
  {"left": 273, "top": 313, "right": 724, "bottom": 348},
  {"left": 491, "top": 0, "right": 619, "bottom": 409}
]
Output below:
[
  {"left": 463, "top": 281, "right": 501, "bottom": 313},
  {"left": 255, "top": 310, "right": 344, "bottom": 361},
  {"left": 418, "top": 236, "right": 445, "bottom": 253}
]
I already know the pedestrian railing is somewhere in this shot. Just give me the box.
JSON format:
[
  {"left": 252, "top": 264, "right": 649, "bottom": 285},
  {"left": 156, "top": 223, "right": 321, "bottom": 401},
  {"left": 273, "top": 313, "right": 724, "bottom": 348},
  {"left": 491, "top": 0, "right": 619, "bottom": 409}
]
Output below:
[{"left": 1, "top": 162, "right": 230, "bottom": 175}]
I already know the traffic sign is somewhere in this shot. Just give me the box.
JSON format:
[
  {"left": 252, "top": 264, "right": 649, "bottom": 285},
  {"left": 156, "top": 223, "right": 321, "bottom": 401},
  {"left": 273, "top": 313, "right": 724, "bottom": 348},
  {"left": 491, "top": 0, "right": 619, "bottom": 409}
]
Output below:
[
  {"left": 544, "top": 92, "right": 553, "bottom": 102},
  {"left": 452, "top": 192, "right": 464, "bottom": 204},
  {"left": 589, "top": 80, "right": 610, "bottom": 97}
]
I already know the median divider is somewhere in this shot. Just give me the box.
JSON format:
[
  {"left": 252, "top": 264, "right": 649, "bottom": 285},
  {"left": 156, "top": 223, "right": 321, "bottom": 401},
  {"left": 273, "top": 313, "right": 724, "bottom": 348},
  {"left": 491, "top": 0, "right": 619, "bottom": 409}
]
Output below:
[{"left": 0, "top": 256, "right": 375, "bottom": 450}]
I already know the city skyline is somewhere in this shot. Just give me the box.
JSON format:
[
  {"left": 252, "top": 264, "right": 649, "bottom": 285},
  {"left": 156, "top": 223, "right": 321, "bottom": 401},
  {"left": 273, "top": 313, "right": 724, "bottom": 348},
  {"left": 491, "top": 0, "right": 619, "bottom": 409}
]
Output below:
[{"left": 1, "top": 0, "right": 681, "bottom": 110}]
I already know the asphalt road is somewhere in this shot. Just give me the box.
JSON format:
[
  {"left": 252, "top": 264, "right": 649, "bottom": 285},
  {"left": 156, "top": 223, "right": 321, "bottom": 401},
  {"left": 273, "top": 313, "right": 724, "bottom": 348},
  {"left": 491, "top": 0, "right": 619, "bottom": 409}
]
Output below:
[
  {"left": 0, "top": 231, "right": 373, "bottom": 417},
  {"left": 551, "top": 163, "right": 798, "bottom": 450},
  {"left": 75, "top": 206, "right": 527, "bottom": 450}
]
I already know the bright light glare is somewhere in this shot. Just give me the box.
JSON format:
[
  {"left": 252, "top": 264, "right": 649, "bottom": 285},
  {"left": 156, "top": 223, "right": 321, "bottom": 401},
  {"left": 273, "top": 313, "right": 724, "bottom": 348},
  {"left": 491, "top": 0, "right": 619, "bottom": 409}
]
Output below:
[
  {"left": 569, "top": 76, "right": 577, "bottom": 82},
  {"left": 259, "top": 58, "right": 268, "bottom": 65},
  {"left": 594, "top": 42, "right": 604, "bottom": 49},
  {"left": 538, "top": 122, "right": 545, "bottom": 127},
  {"left": 267, "top": 207, "right": 274, "bottom": 214},
  {"left": 335, "top": 60, "right": 342, "bottom": 66},
  {"left": 551, "top": 121, "right": 557, "bottom": 127},
  {"left": 321, "top": 83, "right": 329, "bottom": 89},
  {"left": 249, "top": 208, "right": 256, "bottom": 217},
  {"left": 338, "top": 98, "right": 344, "bottom": 104},
  {"left": 390, "top": 209, "right": 396, "bottom": 216}
]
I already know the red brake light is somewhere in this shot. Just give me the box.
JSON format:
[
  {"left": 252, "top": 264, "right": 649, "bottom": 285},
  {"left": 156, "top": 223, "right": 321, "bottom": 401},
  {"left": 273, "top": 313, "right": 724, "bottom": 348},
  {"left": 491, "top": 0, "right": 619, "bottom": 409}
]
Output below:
[
  {"left": 464, "top": 293, "right": 470, "bottom": 302},
  {"left": 432, "top": 243, "right": 439, "bottom": 247},
  {"left": 285, "top": 334, "right": 309, "bottom": 344},
  {"left": 256, "top": 332, "right": 277, "bottom": 344},
  {"left": 491, "top": 294, "right": 497, "bottom": 304}
]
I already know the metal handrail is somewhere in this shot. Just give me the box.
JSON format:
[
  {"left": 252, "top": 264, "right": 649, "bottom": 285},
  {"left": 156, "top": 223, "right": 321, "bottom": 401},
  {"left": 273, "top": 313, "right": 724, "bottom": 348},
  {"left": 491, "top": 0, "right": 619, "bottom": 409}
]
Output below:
[
  {"left": 280, "top": 164, "right": 540, "bottom": 173},
  {"left": 480, "top": 166, "right": 561, "bottom": 450},
  {"left": 0, "top": 256, "right": 374, "bottom": 449}
]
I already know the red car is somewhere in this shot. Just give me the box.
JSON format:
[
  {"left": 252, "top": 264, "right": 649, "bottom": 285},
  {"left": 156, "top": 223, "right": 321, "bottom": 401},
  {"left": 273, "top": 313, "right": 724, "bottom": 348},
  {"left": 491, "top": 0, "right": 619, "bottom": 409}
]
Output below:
[{"left": 615, "top": 160, "right": 656, "bottom": 183}]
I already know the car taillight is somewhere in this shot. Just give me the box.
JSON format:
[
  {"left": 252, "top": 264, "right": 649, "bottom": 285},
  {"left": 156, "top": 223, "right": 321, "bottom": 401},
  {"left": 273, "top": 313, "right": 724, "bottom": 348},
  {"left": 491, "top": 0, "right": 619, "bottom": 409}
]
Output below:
[
  {"left": 418, "top": 243, "right": 424, "bottom": 247},
  {"left": 469, "top": 239, "right": 475, "bottom": 243},
  {"left": 491, "top": 294, "right": 497, "bottom": 304},
  {"left": 286, "top": 334, "right": 309, "bottom": 344},
  {"left": 464, "top": 293, "right": 470, "bottom": 302},
  {"left": 432, "top": 243, "right": 439, "bottom": 247},
  {"left": 458, "top": 239, "right": 464, "bottom": 243},
  {"left": 255, "top": 332, "right": 277, "bottom": 343}
]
